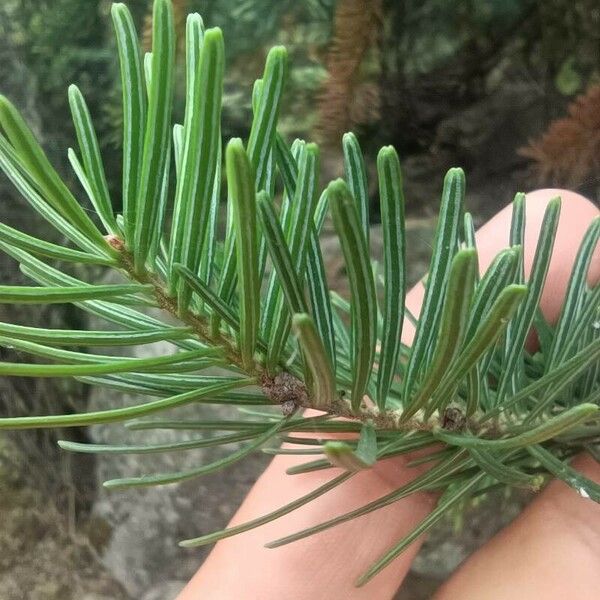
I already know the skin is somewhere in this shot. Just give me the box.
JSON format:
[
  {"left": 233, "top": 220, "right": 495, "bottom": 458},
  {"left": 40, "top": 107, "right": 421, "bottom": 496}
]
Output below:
[{"left": 178, "top": 189, "right": 600, "bottom": 600}]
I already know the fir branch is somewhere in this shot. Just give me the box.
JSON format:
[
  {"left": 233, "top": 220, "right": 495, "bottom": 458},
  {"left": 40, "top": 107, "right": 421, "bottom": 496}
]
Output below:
[{"left": 0, "top": 0, "right": 598, "bottom": 588}]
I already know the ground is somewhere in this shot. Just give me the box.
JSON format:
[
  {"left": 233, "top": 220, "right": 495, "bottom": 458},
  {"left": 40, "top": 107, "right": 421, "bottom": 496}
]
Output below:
[{"left": 0, "top": 444, "right": 129, "bottom": 600}]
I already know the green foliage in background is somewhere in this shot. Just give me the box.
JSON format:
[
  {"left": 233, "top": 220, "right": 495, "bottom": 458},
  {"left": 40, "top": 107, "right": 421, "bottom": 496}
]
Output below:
[
  {"left": 0, "top": 0, "right": 598, "bottom": 587},
  {"left": 0, "top": 0, "right": 115, "bottom": 168},
  {"left": 4, "top": 0, "right": 598, "bottom": 203},
  {"left": 188, "top": 0, "right": 334, "bottom": 139}
]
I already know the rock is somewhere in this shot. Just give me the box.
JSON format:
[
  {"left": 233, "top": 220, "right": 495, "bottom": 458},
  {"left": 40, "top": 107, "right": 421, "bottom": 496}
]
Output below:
[
  {"left": 435, "top": 83, "right": 544, "bottom": 174},
  {"left": 412, "top": 490, "right": 529, "bottom": 581},
  {"left": 141, "top": 580, "right": 187, "bottom": 600},
  {"left": 320, "top": 218, "right": 435, "bottom": 299},
  {"left": 431, "top": 82, "right": 547, "bottom": 220},
  {"left": 85, "top": 295, "right": 270, "bottom": 596},
  {"left": 0, "top": 469, "right": 130, "bottom": 600},
  {"left": 394, "top": 573, "right": 441, "bottom": 600},
  {"left": 89, "top": 389, "right": 269, "bottom": 596},
  {"left": 88, "top": 374, "right": 270, "bottom": 596}
]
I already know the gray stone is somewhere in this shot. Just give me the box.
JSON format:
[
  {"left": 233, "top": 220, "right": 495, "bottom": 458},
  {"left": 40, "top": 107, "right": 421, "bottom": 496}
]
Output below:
[
  {"left": 90, "top": 410, "right": 268, "bottom": 597},
  {"left": 141, "top": 580, "right": 187, "bottom": 600},
  {"left": 412, "top": 490, "right": 529, "bottom": 580},
  {"left": 85, "top": 297, "right": 269, "bottom": 596},
  {"left": 320, "top": 218, "right": 435, "bottom": 298}
]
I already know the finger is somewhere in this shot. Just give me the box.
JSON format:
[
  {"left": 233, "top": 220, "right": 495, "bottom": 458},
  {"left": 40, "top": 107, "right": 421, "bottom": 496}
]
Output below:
[
  {"left": 177, "top": 236, "right": 441, "bottom": 599},
  {"left": 475, "top": 189, "right": 600, "bottom": 324},
  {"left": 434, "top": 454, "right": 600, "bottom": 600},
  {"left": 179, "top": 449, "right": 437, "bottom": 600},
  {"left": 435, "top": 189, "right": 600, "bottom": 599},
  {"left": 404, "top": 189, "right": 600, "bottom": 349},
  {"left": 179, "top": 189, "right": 598, "bottom": 599}
]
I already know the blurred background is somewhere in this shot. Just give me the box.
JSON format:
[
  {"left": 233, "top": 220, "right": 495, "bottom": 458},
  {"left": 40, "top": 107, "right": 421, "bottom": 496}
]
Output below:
[{"left": 0, "top": 1, "right": 599, "bottom": 598}]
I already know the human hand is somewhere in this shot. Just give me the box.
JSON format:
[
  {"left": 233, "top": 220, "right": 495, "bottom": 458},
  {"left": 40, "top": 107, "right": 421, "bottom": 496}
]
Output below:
[{"left": 178, "top": 189, "right": 600, "bottom": 600}]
